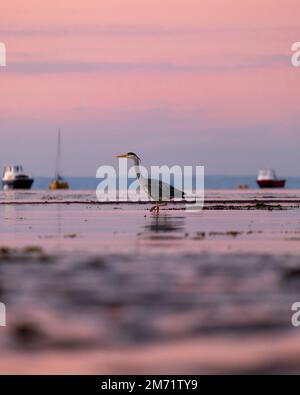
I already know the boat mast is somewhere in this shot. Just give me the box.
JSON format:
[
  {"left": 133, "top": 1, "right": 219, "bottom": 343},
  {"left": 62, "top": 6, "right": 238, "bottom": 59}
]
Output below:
[{"left": 55, "top": 129, "right": 61, "bottom": 180}]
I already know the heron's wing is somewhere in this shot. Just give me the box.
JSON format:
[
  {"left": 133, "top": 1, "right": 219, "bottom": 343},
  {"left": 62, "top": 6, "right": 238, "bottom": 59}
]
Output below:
[
  {"left": 147, "top": 178, "right": 185, "bottom": 201},
  {"left": 169, "top": 183, "right": 185, "bottom": 199}
]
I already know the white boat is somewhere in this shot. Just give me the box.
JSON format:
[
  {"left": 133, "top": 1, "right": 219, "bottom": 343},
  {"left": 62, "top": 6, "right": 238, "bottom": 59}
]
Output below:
[{"left": 2, "top": 165, "right": 34, "bottom": 190}]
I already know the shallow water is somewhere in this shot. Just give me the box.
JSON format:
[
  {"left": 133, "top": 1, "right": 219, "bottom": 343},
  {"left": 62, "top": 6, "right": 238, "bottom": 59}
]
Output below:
[
  {"left": 15, "top": 175, "right": 300, "bottom": 191},
  {"left": 1, "top": 190, "right": 300, "bottom": 373},
  {"left": 1, "top": 188, "right": 300, "bottom": 204}
]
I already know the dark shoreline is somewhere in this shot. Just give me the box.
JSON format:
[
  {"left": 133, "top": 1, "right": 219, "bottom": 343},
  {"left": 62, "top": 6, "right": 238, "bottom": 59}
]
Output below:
[{"left": 0, "top": 200, "right": 300, "bottom": 211}]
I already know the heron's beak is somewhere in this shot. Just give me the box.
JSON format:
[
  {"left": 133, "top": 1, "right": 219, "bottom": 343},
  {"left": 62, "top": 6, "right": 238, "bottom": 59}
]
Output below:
[{"left": 115, "top": 153, "right": 128, "bottom": 158}]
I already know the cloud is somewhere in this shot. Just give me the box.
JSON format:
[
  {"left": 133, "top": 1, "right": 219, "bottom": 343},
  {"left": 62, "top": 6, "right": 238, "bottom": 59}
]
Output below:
[
  {"left": 1, "top": 24, "right": 298, "bottom": 38},
  {"left": 4, "top": 54, "right": 288, "bottom": 75}
]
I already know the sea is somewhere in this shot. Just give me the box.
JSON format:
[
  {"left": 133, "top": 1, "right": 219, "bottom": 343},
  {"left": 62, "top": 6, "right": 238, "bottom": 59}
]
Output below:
[
  {"left": 1, "top": 175, "right": 300, "bottom": 374},
  {"left": 31, "top": 175, "right": 300, "bottom": 190}
]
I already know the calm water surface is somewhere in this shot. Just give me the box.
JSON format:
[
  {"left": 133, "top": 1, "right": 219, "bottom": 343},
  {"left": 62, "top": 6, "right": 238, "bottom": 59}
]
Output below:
[{"left": 1, "top": 190, "right": 300, "bottom": 373}]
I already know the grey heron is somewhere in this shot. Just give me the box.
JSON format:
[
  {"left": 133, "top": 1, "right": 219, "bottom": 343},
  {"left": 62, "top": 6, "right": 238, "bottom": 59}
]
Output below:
[{"left": 115, "top": 152, "right": 185, "bottom": 214}]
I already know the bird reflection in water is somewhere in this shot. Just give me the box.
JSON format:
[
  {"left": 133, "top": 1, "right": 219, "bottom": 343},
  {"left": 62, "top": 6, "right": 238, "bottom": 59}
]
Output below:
[{"left": 142, "top": 215, "right": 186, "bottom": 241}]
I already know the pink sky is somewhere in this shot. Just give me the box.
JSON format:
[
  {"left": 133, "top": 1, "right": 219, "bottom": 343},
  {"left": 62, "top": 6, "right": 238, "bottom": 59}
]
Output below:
[{"left": 0, "top": 0, "right": 299, "bottom": 176}]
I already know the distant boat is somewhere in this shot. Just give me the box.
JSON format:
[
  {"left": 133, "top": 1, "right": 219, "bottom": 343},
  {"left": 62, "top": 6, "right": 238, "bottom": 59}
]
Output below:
[
  {"left": 237, "top": 184, "right": 249, "bottom": 190},
  {"left": 257, "top": 169, "right": 286, "bottom": 188},
  {"left": 2, "top": 165, "right": 34, "bottom": 190},
  {"left": 49, "top": 130, "right": 69, "bottom": 190}
]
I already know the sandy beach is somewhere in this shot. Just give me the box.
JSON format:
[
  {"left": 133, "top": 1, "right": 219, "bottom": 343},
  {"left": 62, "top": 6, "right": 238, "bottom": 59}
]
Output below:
[{"left": 1, "top": 190, "right": 300, "bottom": 373}]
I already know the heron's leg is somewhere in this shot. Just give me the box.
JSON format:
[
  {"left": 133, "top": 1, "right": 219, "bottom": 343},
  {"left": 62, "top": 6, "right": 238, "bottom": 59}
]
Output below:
[
  {"left": 150, "top": 201, "right": 159, "bottom": 215},
  {"left": 150, "top": 203, "right": 159, "bottom": 214},
  {"left": 150, "top": 202, "right": 167, "bottom": 215}
]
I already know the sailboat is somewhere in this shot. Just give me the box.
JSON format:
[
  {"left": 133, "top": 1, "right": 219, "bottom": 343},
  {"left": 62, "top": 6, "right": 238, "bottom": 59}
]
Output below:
[{"left": 49, "top": 130, "right": 69, "bottom": 190}]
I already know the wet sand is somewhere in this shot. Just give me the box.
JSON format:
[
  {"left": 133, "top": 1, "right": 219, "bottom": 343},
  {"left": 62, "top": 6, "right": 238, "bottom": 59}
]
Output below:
[{"left": 1, "top": 190, "right": 300, "bottom": 374}]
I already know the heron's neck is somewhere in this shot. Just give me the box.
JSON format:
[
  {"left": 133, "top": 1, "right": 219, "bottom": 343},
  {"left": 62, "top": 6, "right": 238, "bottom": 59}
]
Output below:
[{"left": 133, "top": 157, "right": 142, "bottom": 179}]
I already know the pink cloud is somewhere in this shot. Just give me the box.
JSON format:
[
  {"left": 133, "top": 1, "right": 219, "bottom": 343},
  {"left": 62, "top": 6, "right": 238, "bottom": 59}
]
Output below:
[{"left": 1, "top": 0, "right": 299, "bottom": 175}]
